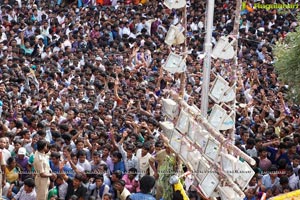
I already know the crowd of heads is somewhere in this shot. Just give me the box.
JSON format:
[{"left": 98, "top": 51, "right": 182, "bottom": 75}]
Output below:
[{"left": 0, "top": 0, "right": 299, "bottom": 199}]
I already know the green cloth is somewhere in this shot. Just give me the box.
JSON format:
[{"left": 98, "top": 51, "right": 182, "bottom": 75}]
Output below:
[
  {"left": 28, "top": 154, "right": 35, "bottom": 172},
  {"left": 20, "top": 44, "right": 34, "bottom": 55},
  {"left": 48, "top": 187, "right": 58, "bottom": 200},
  {"left": 157, "top": 153, "right": 177, "bottom": 200}
]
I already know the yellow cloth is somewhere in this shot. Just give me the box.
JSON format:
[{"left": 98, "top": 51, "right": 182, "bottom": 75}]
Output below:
[
  {"left": 140, "top": 0, "right": 148, "bottom": 4},
  {"left": 119, "top": 188, "right": 131, "bottom": 200},
  {"left": 5, "top": 167, "right": 19, "bottom": 183},
  {"left": 174, "top": 181, "right": 189, "bottom": 200}
]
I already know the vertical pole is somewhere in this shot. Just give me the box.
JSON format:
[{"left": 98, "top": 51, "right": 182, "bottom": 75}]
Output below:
[
  {"left": 230, "top": 0, "right": 242, "bottom": 146},
  {"left": 179, "top": 5, "right": 187, "bottom": 98},
  {"left": 200, "top": 0, "right": 215, "bottom": 117}
]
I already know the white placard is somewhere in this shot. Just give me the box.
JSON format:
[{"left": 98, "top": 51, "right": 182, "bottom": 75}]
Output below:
[
  {"left": 175, "top": 109, "right": 190, "bottom": 134},
  {"left": 220, "top": 152, "right": 237, "bottom": 178},
  {"left": 159, "top": 121, "right": 174, "bottom": 139},
  {"left": 165, "top": 25, "right": 177, "bottom": 46},
  {"left": 196, "top": 157, "right": 211, "bottom": 183},
  {"left": 163, "top": 0, "right": 186, "bottom": 9},
  {"left": 208, "top": 104, "right": 228, "bottom": 130},
  {"left": 234, "top": 160, "right": 255, "bottom": 191},
  {"left": 209, "top": 75, "right": 229, "bottom": 103},
  {"left": 195, "top": 130, "right": 209, "bottom": 151},
  {"left": 163, "top": 52, "right": 184, "bottom": 74},
  {"left": 165, "top": 24, "right": 185, "bottom": 46},
  {"left": 219, "top": 111, "right": 234, "bottom": 130},
  {"left": 179, "top": 137, "right": 191, "bottom": 162},
  {"left": 187, "top": 119, "right": 201, "bottom": 141},
  {"left": 188, "top": 104, "right": 201, "bottom": 116},
  {"left": 211, "top": 36, "right": 236, "bottom": 60},
  {"left": 221, "top": 85, "right": 235, "bottom": 103},
  {"left": 162, "top": 98, "right": 179, "bottom": 120},
  {"left": 187, "top": 150, "right": 201, "bottom": 171},
  {"left": 199, "top": 173, "right": 219, "bottom": 198},
  {"left": 169, "top": 129, "right": 182, "bottom": 153},
  {"left": 204, "top": 137, "right": 220, "bottom": 162}
]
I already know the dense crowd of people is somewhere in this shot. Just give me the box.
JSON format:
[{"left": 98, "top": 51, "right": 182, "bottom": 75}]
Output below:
[{"left": 0, "top": 0, "right": 299, "bottom": 199}]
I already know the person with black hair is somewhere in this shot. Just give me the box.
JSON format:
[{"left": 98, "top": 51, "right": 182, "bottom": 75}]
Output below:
[
  {"left": 112, "top": 151, "right": 126, "bottom": 174},
  {"left": 76, "top": 149, "right": 91, "bottom": 172},
  {"left": 285, "top": 165, "right": 298, "bottom": 190},
  {"left": 136, "top": 141, "right": 156, "bottom": 178},
  {"left": 114, "top": 179, "right": 131, "bottom": 200},
  {"left": 128, "top": 175, "right": 155, "bottom": 200},
  {"left": 111, "top": 129, "right": 138, "bottom": 173},
  {"left": 33, "top": 140, "right": 56, "bottom": 200},
  {"left": 122, "top": 168, "right": 139, "bottom": 193},
  {"left": 63, "top": 173, "right": 87, "bottom": 200},
  {"left": 50, "top": 151, "right": 73, "bottom": 177},
  {"left": 11, "top": 178, "right": 36, "bottom": 200},
  {"left": 87, "top": 174, "right": 110, "bottom": 200},
  {"left": 54, "top": 174, "right": 68, "bottom": 200}
]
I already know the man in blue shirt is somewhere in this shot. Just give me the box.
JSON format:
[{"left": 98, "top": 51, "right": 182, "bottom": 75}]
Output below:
[
  {"left": 267, "top": 142, "right": 291, "bottom": 166},
  {"left": 112, "top": 151, "right": 126, "bottom": 174},
  {"left": 50, "top": 152, "right": 74, "bottom": 177}
]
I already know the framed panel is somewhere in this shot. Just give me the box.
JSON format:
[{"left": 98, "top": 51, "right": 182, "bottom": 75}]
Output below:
[
  {"left": 177, "top": 59, "right": 186, "bottom": 73},
  {"left": 175, "top": 109, "right": 190, "bottom": 134},
  {"left": 196, "top": 157, "right": 211, "bottom": 183},
  {"left": 187, "top": 150, "right": 201, "bottom": 171},
  {"left": 187, "top": 119, "right": 201, "bottom": 141},
  {"left": 163, "top": 52, "right": 183, "bottom": 74},
  {"left": 234, "top": 160, "right": 255, "bottom": 191},
  {"left": 219, "top": 111, "right": 234, "bottom": 131},
  {"left": 169, "top": 129, "right": 182, "bottom": 153},
  {"left": 204, "top": 137, "right": 220, "bottom": 162},
  {"left": 165, "top": 25, "right": 177, "bottom": 46},
  {"left": 179, "top": 137, "right": 192, "bottom": 162},
  {"left": 199, "top": 173, "right": 219, "bottom": 198},
  {"left": 162, "top": 98, "right": 179, "bottom": 120},
  {"left": 220, "top": 152, "right": 237, "bottom": 178},
  {"left": 188, "top": 104, "right": 201, "bottom": 116},
  {"left": 211, "top": 36, "right": 235, "bottom": 60},
  {"left": 195, "top": 130, "right": 209, "bottom": 152},
  {"left": 159, "top": 121, "right": 174, "bottom": 139},
  {"left": 163, "top": 0, "right": 186, "bottom": 9},
  {"left": 207, "top": 104, "right": 228, "bottom": 130},
  {"left": 221, "top": 85, "right": 235, "bottom": 103},
  {"left": 209, "top": 75, "right": 229, "bottom": 103}
]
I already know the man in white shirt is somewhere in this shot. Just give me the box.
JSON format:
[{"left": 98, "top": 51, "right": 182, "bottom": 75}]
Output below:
[
  {"left": 0, "top": 137, "right": 11, "bottom": 162},
  {"left": 286, "top": 165, "right": 299, "bottom": 190},
  {"left": 242, "top": 137, "right": 257, "bottom": 157},
  {"left": 77, "top": 150, "right": 91, "bottom": 172},
  {"left": 122, "top": 22, "right": 131, "bottom": 36},
  {"left": 136, "top": 142, "right": 156, "bottom": 178}
]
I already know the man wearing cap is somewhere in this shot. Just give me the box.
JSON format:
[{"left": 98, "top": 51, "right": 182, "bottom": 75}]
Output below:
[
  {"left": 16, "top": 147, "right": 29, "bottom": 181},
  {"left": 94, "top": 56, "right": 105, "bottom": 72}
]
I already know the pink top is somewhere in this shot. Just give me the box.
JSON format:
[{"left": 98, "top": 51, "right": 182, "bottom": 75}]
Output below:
[{"left": 122, "top": 174, "right": 140, "bottom": 193}]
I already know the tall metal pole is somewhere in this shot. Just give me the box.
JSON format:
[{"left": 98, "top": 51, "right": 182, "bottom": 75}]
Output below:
[
  {"left": 200, "top": 0, "right": 215, "bottom": 117},
  {"left": 229, "top": 0, "right": 242, "bottom": 146},
  {"left": 179, "top": 5, "right": 187, "bottom": 98}
]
